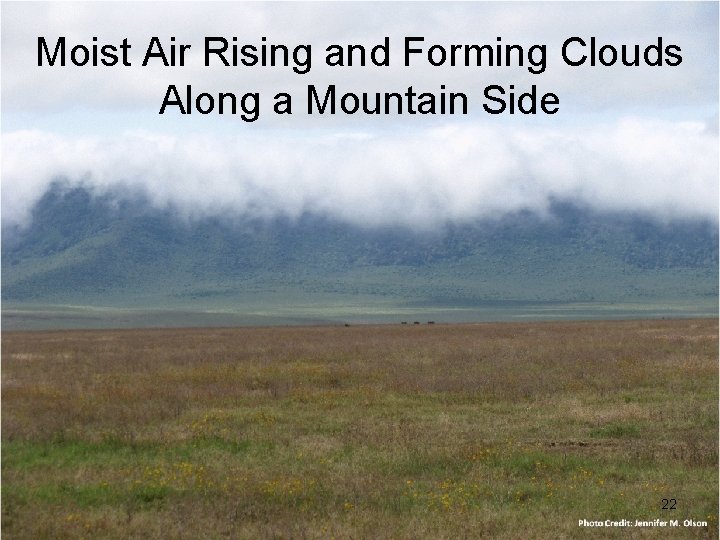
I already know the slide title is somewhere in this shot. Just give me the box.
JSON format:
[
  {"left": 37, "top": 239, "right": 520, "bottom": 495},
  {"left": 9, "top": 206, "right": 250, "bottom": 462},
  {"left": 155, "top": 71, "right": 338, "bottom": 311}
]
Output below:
[{"left": 37, "top": 35, "right": 683, "bottom": 122}]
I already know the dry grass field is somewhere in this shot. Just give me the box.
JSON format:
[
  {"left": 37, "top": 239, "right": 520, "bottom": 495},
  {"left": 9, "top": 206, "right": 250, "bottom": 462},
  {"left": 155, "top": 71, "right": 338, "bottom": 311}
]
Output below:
[{"left": 2, "top": 319, "right": 718, "bottom": 539}]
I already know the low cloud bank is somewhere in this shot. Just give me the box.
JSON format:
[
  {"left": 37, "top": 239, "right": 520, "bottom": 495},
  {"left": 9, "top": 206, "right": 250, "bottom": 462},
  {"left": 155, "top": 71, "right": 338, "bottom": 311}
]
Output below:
[{"left": 3, "top": 118, "right": 717, "bottom": 228}]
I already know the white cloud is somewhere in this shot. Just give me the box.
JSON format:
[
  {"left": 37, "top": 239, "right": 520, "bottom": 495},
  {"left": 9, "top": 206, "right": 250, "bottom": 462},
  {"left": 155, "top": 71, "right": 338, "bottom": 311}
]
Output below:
[
  {"left": 2, "top": 3, "right": 717, "bottom": 229},
  {"left": 3, "top": 119, "right": 717, "bottom": 228}
]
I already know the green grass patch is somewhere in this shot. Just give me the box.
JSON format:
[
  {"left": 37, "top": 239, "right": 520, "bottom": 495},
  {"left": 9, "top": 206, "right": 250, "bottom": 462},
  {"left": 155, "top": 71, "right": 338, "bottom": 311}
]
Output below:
[{"left": 589, "top": 422, "right": 641, "bottom": 439}]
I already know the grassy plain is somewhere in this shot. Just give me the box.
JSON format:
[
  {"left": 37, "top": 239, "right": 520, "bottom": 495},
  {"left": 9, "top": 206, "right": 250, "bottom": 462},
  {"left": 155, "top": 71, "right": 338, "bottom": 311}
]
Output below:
[{"left": 2, "top": 319, "right": 718, "bottom": 538}]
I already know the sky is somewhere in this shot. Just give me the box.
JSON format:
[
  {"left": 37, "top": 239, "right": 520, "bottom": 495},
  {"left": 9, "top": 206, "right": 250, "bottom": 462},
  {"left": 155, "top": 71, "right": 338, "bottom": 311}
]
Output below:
[{"left": 2, "top": 1, "right": 718, "bottom": 228}]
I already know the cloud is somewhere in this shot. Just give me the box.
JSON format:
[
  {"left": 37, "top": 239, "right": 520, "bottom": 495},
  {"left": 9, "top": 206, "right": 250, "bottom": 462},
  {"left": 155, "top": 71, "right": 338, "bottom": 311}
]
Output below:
[
  {"left": 2, "top": 4, "right": 717, "bottom": 230},
  {"left": 3, "top": 118, "right": 717, "bottom": 228}
]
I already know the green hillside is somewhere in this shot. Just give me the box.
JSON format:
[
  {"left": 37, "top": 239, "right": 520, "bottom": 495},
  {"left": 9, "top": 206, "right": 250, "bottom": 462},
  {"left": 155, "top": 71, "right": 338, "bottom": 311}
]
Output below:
[{"left": 2, "top": 184, "right": 717, "bottom": 328}]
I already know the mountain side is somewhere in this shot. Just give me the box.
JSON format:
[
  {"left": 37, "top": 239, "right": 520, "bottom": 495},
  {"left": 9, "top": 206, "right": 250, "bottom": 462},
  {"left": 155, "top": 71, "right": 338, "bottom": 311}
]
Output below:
[{"left": 2, "top": 183, "right": 717, "bottom": 326}]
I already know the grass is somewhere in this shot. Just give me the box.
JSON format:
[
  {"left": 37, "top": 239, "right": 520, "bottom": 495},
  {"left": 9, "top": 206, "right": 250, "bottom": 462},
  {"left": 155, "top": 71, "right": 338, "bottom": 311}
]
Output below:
[{"left": 2, "top": 319, "right": 718, "bottom": 538}]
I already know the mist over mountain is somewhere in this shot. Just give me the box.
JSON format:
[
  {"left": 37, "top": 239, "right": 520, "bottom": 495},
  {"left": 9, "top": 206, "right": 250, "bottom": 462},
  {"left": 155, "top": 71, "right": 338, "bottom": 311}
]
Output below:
[
  {"left": 4, "top": 122, "right": 718, "bottom": 230},
  {"left": 2, "top": 182, "right": 716, "bottom": 328}
]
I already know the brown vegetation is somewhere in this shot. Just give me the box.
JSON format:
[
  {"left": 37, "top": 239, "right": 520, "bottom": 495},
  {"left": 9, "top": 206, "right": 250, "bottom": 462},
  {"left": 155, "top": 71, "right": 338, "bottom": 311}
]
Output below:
[{"left": 2, "top": 319, "right": 718, "bottom": 538}]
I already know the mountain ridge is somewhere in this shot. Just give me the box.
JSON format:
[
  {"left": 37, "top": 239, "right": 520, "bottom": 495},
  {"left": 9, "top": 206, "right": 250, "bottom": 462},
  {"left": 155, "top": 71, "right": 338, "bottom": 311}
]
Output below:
[{"left": 2, "top": 182, "right": 717, "bottom": 327}]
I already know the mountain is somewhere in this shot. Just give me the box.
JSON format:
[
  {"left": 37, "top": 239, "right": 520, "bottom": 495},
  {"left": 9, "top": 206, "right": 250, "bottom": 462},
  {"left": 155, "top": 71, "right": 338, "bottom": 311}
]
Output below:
[{"left": 2, "top": 183, "right": 717, "bottom": 328}]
